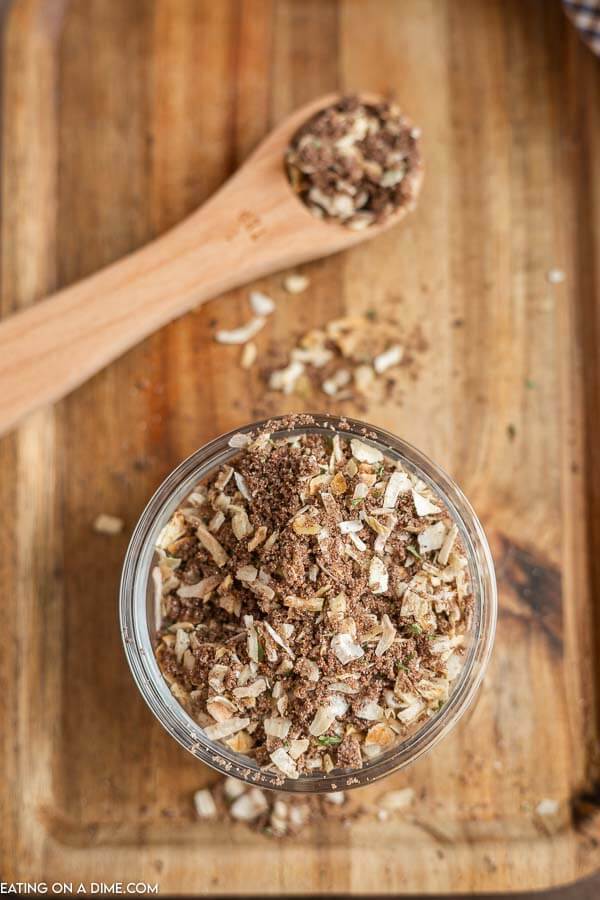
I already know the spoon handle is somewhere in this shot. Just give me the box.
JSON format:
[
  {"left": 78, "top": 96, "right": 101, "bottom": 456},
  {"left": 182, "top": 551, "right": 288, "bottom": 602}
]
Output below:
[{"left": 0, "top": 203, "right": 231, "bottom": 434}]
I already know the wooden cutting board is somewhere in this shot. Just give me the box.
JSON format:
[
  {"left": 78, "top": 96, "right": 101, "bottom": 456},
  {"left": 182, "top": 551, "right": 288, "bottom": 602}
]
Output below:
[{"left": 1, "top": 0, "right": 599, "bottom": 894}]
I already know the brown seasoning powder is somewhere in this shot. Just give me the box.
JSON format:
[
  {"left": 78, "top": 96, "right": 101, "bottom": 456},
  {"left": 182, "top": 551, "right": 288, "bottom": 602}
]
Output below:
[{"left": 154, "top": 422, "right": 472, "bottom": 782}]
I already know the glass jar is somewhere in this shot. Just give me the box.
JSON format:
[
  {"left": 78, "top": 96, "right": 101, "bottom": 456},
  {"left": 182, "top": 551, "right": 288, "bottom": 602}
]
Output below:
[{"left": 120, "top": 414, "right": 496, "bottom": 793}]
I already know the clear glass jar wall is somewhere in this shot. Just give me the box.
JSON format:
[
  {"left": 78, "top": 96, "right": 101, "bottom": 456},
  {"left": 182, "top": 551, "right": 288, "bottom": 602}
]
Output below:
[{"left": 120, "top": 414, "right": 497, "bottom": 793}]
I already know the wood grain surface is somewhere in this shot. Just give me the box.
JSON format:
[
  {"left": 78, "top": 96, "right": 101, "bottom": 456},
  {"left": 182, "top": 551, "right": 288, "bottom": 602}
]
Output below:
[
  {"left": 1, "top": 0, "right": 599, "bottom": 895},
  {"left": 0, "top": 90, "right": 414, "bottom": 437}
]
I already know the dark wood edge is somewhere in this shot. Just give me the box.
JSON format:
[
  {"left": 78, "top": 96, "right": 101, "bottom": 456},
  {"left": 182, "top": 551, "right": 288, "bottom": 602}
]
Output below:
[{"left": 169, "top": 869, "right": 600, "bottom": 899}]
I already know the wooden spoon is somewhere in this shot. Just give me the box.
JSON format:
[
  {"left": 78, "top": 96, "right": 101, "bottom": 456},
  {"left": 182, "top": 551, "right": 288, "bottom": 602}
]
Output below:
[{"left": 0, "top": 93, "right": 421, "bottom": 436}]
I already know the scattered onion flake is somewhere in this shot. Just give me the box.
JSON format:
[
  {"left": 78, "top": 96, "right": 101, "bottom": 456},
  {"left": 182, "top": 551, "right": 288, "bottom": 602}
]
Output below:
[
  {"left": 412, "top": 489, "right": 442, "bottom": 517},
  {"left": 350, "top": 438, "right": 384, "bottom": 464},
  {"left": 327, "top": 592, "right": 347, "bottom": 622},
  {"left": 152, "top": 566, "right": 163, "bottom": 632},
  {"left": 364, "top": 722, "right": 395, "bottom": 751},
  {"left": 194, "top": 789, "right": 217, "bottom": 819},
  {"left": 204, "top": 716, "right": 250, "bottom": 740},
  {"left": 269, "top": 360, "right": 305, "bottom": 394},
  {"left": 309, "top": 706, "right": 337, "bottom": 736},
  {"left": 224, "top": 776, "right": 247, "bottom": 801},
  {"left": 270, "top": 747, "right": 299, "bottom": 779},
  {"left": 327, "top": 681, "right": 358, "bottom": 695},
  {"left": 93, "top": 513, "right": 123, "bottom": 535},
  {"left": 154, "top": 423, "right": 473, "bottom": 779},
  {"left": 339, "top": 520, "right": 363, "bottom": 534},
  {"left": 365, "top": 515, "right": 388, "bottom": 536},
  {"left": 264, "top": 621, "right": 295, "bottom": 658},
  {"left": 418, "top": 521, "right": 447, "bottom": 554},
  {"left": 373, "top": 344, "right": 403, "bottom": 374},
  {"left": 232, "top": 509, "right": 253, "bottom": 540},
  {"left": 369, "top": 557, "right": 389, "bottom": 594},
  {"left": 348, "top": 532, "right": 367, "bottom": 552},
  {"left": 206, "top": 696, "right": 237, "bottom": 722},
  {"left": 383, "top": 470, "right": 412, "bottom": 508},
  {"left": 215, "top": 465, "right": 234, "bottom": 490},
  {"left": 177, "top": 575, "right": 221, "bottom": 598},
  {"left": 208, "top": 510, "right": 226, "bottom": 533},
  {"left": 284, "top": 595, "right": 324, "bottom": 612},
  {"left": 245, "top": 615, "right": 260, "bottom": 663},
  {"left": 215, "top": 316, "right": 266, "bottom": 344},
  {"left": 438, "top": 523, "right": 459, "bottom": 565},
  {"left": 375, "top": 614, "right": 396, "bottom": 656},
  {"left": 283, "top": 273, "right": 309, "bottom": 294},
  {"left": 536, "top": 798, "right": 560, "bottom": 817},
  {"left": 322, "top": 368, "right": 351, "bottom": 396},
  {"left": 196, "top": 522, "right": 229, "bottom": 567},
  {"left": 157, "top": 513, "right": 187, "bottom": 550},
  {"left": 446, "top": 653, "right": 463, "bottom": 681},
  {"left": 248, "top": 525, "right": 268, "bottom": 551},
  {"left": 354, "top": 364, "right": 376, "bottom": 395},
  {"left": 331, "top": 632, "right": 364, "bottom": 665},
  {"left": 352, "top": 481, "right": 369, "bottom": 502},
  {"left": 249, "top": 290, "right": 276, "bottom": 316},
  {"left": 289, "top": 738, "right": 310, "bottom": 759},
  {"left": 230, "top": 787, "right": 268, "bottom": 821},
  {"left": 264, "top": 717, "right": 292, "bottom": 738},
  {"left": 292, "top": 346, "right": 333, "bottom": 368},
  {"left": 234, "top": 471, "right": 252, "bottom": 501},
  {"left": 292, "top": 513, "right": 322, "bottom": 536},
  {"left": 240, "top": 341, "right": 257, "bottom": 369},
  {"left": 356, "top": 700, "right": 384, "bottom": 721},
  {"left": 232, "top": 678, "right": 267, "bottom": 699},
  {"left": 328, "top": 694, "right": 350, "bottom": 717},
  {"left": 397, "top": 701, "right": 425, "bottom": 724},
  {"left": 249, "top": 580, "right": 275, "bottom": 601},
  {"left": 228, "top": 432, "right": 251, "bottom": 448},
  {"left": 174, "top": 628, "right": 190, "bottom": 662},
  {"left": 236, "top": 564, "right": 258, "bottom": 583}
]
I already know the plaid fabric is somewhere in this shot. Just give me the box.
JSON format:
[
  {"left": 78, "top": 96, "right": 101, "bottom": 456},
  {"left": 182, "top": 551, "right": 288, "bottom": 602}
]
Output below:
[{"left": 563, "top": 0, "right": 600, "bottom": 55}]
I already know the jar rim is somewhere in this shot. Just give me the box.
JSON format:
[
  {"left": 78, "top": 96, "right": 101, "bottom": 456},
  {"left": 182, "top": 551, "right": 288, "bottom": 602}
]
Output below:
[{"left": 119, "top": 413, "right": 497, "bottom": 793}]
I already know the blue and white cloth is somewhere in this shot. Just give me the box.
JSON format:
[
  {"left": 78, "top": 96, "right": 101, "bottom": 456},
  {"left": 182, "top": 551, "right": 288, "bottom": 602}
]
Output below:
[{"left": 563, "top": 0, "right": 600, "bottom": 56}]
